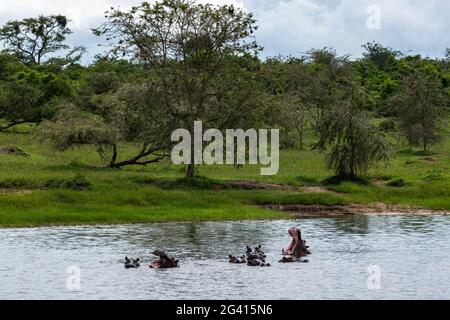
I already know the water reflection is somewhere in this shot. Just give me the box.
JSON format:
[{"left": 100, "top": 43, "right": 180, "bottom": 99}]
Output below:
[
  {"left": 0, "top": 215, "right": 449, "bottom": 299},
  {"left": 331, "top": 215, "right": 371, "bottom": 235},
  {"left": 396, "top": 215, "right": 440, "bottom": 234}
]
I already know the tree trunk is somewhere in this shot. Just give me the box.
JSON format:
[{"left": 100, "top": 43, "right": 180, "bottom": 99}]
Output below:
[
  {"left": 186, "top": 163, "right": 195, "bottom": 178},
  {"left": 295, "top": 124, "right": 304, "bottom": 150},
  {"left": 423, "top": 137, "right": 427, "bottom": 154},
  {"left": 109, "top": 144, "right": 118, "bottom": 167},
  {"left": 0, "top": 120, "right": 32, "bottom": 131},
  {"left": 186, "top": 138, "right": 196, "bottom": 178}
]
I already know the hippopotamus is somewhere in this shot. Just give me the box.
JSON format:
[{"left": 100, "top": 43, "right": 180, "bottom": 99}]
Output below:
[
  {"left": 229, "top": 245, "right": 270, "bottom": 267},
  {"left": 246, "top": 245, "right": 266, "bottom": 260},
  {"left": 149, "top": 250, "right": 179, "bottom": 269},
  {"left": 299, "top": 239, "right": 311, "bottom": 255},
  {"left": 247, "top": 258, "right": 271, "bottom": 267},
  {"left": 245, "top": 245, "right": 270, "bottom": 267},
  {"left": 278, "top": 256, "right": 308, "bottom": 263},
  {"left": 229, "top": 255, "right": 246, "bottom": 264},
  {"left": 279, "top": 227, "right": 311, "bottom": 263},
  {"left": 124, "top": 257, "right": 140, "bottom": 269}
]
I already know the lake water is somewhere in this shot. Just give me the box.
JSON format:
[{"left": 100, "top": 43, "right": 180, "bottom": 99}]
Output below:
[{"left": 1, "top": 215, "right": 449, "bottom": 300}]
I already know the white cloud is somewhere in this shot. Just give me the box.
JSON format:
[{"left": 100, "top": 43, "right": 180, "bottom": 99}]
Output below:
[
  {"left": 0, "top": 0, "right": 448, "bottom": 63},
  {"left": 0, "top": 0, "right": 145, "bottom": 29},
  {"left": 240, "top": 0, "right": 450, "bottom": 58}
]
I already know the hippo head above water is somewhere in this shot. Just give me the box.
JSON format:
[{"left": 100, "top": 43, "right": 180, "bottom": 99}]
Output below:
[
  {"left": 228, "top": 255, "right": 246, "bottom": 264},
  {"left": 150, "top": 250, "right": 179, "bottom": 269},
  {"left": 124, "top": 256, "right": 140, "bottom": 269}
]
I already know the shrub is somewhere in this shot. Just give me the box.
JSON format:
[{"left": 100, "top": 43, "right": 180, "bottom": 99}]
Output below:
[
  {"left": 322, "top": 175, "right": 370, "bottom": 186},
  {"left": 44, "top": 174, "right": 91, "bottom": 190},
  {"left": 0, "top": 178, "right": 33, "bottom": 189}
]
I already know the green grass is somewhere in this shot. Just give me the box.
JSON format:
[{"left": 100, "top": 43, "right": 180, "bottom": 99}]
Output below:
[{"left": 1, "top": 126, "right": 449, "bottom": 227}]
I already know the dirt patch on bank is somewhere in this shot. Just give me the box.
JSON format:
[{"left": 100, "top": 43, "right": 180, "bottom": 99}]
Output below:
[
  {"left": 0, "top": 189, "right": 33, "bottom": 196},
  {"left": 371, "top": 179, "right": 386, "bottom": 187},
  {"left": 301, "top": 186, "right": 338, "bottom": 194},
  {"left": 229, "top": 181, "right": 295, "bottom": 191},
  {"left": 262, "top": 202, "right": 449, "bottom": 217},
  {"left": 228, "top": 181, "right": 338, "bottom": 194}
]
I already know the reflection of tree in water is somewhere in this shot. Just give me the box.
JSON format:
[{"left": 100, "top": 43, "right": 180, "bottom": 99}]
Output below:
[
  {"left": 331, "top": 215, "right": 371, "bottom": 235},
  {"left": 112, "top": 222, "right": 274, "bottom": 260},
  {"left": 396, "top": 216, "right": 440, "bottom": 235},
  {"left": 96, "top": 220, "right": 325, "bottom": 260},
  {"left": 185, "top": 223, "right": 199, "bottom": 245},
  {"left": 181, "top": 222, "right": 274, "bottom": 259}
]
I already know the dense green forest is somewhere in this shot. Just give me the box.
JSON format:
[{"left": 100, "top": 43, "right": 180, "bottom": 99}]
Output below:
[{"left": 0, "top": 0, "right": 449, "bottom": 226}]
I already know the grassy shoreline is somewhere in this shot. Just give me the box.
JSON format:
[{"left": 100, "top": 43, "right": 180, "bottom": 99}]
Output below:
[{"left": 1, "top": 130, "right": 449, "bottom": 228}]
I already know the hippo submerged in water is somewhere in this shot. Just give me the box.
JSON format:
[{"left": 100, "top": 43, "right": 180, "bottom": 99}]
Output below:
[
  {"left": 149, "top": 250, "right": 179, "bottom": 269},
  {"left": 278, "top": 256, "right": 309, "bottom": 263},
  {"left": 229, "top": 245, "right": 271, "bottom": 267},
  {"left": 228, "top": 255, "right": 246, "bottom": 264},
  {"left": 124, "top": 257, "right": 140, "bottom": 269},
  {"left": 246, "top": 245, "right": 270, "bottom": 267}
]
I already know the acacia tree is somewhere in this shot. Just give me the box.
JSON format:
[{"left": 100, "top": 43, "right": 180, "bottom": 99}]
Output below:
[
  {"left": 392, "top": 62, "right": 449, "bottom": 153},
  {"left": 0, "top": 15, "right": 74, "bottom": 65},
  {"left": 261, "top": 57, "right": 311, "bottom": 149},
  {"left": 362, "top": 42, "right": 401, "bottom": 71},
  {"left": 93, "top": 0, "right": 261, "bottom": 177},
  {"left": 304, "top": 48, "right": 353, "bottom": 127},
  {"left": 37, "top": 82, "right": 172, "bottom": 168},
  {"left": 314, "top": 80, "right": 389, "bottom": 179}
]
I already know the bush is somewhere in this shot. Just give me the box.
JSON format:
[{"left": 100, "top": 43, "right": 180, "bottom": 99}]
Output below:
[
  {"left": 44, "top": 174, "right": 91, "bottom": 190},
  {"left": 0, "top": 178, "right": 33, "bottom": 189},
  {"left": 139, "top": 177, "right": 228, "bottom": 190},
  {"left": 62, "top": 174, "right": 91, "bottom": 190},
  {"left": 322, "top": 175, "right": 370, "bottom": 186}
]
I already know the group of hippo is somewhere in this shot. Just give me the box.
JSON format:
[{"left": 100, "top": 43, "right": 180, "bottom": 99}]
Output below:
[
  {"left": 229, "top": 245, "right": 271, "bottom": 267},
  {"left": 124, "top": 249, "right": 179, "bottom": 269},
  {"left": 124, "top": 227, "right": 311, "bottom": 269}
]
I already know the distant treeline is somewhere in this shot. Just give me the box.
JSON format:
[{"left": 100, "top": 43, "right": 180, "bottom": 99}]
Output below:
[{"left": 0, "top": 0, "right": 449, "bottom": 179}]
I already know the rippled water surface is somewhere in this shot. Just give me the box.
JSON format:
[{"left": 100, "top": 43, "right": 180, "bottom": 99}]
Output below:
[{"left": 1, "top": 215, "right": 449, "bottom": 299}]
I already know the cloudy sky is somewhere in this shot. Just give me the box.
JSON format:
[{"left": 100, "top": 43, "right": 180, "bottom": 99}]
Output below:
[{"left": 0, "top": 0, "right": 448, "bottom": 63}]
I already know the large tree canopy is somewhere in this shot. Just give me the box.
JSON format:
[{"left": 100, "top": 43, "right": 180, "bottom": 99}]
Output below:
[
  {"left": 314, "top": 80, "right": 390, "bottom": 179},
  {"left": 1, "top": 2, "right": 447, "bottom": 180},
  {"left": 391, "top": 61, "right": 449, "bottom": 153},
  {"left": 0, "top": 15, "right": 72, "bottom": 65},
  {"left": 93, "top": 0, "right": 262, "bottom": 176}
]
